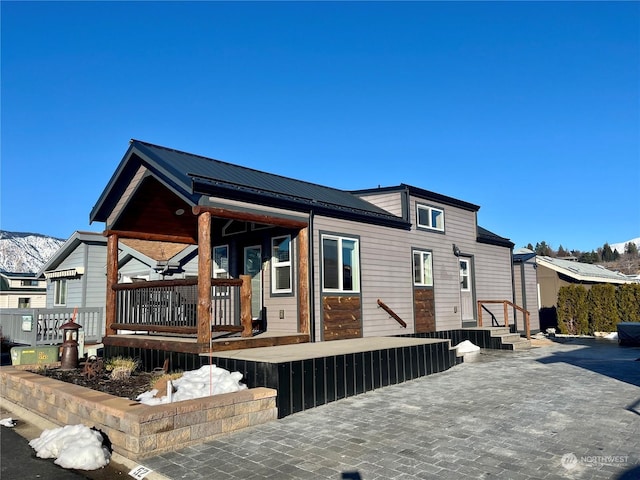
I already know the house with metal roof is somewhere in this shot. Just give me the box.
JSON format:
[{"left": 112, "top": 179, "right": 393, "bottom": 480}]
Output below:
[
  {"left": 88, "top": 139, "right": 526, "bottom": 360},
  {"left": 536, "top": 255, "right": 634, "bottom": 310}
]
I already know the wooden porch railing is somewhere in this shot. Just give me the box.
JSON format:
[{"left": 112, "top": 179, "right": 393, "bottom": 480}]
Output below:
[
  {"left": 376, "top": 299, "right": 407, "bottom": 328},
  {"left": 477, "top": 300, "right": 531, "bottom": 340},
  {"left": 111, "top": 277, "right": 252, "bottom": 339}
]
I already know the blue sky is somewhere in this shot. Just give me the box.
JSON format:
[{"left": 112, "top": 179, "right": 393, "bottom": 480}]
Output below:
[{"left": 2, "top": 1, "right": 638, "bottom": 252}]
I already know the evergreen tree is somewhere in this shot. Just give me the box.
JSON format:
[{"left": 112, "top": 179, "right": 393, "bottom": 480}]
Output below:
[
  {"left": 557, "top": 245, "right": 569, "bottom": 257},
  {"left": 602, "top": 243, "right": 614, "bottom": 262},
  {"left": 526, "top": 243, "right": 534, "bottom": 251},
  {"left": 535, "top": 241, "right": 553, "bottom": 257},
  {"left": 625, "top": 242, "right": 639, "bottom": 256},
  {"left": 588, "top": 284, "right": 619, "bottom": 333},
  {"left": 557, "top": 285, "right": 589, "bottom": 335},
  {"left": 617, "top": 284, "right": 640, "bottom": 323}
]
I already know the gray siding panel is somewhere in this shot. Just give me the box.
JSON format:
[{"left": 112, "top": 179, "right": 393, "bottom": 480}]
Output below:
[
  {"left": 311, "top": 192, "right": 514, "bottom": 340},
  {"left": 356, "top": 191, "right": 404, "bottom": 217}
]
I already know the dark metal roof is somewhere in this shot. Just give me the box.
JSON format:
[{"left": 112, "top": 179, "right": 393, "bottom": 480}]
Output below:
[
  {"left": 352, "top": 184, "right": 480, "bottom": 212},
  {"left": 477, "top": 226, "right": 514, "bottom": 248},
  {"left": 91, "top": 140, "right": 410, "bottom": 229}
]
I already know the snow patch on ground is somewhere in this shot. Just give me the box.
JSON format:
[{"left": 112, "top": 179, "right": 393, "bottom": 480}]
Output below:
[{"left": 29, "top": 424, "right": 111, "bottom": 470}]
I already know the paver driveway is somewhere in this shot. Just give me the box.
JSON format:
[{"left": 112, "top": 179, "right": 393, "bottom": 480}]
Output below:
[{"left": 143, "top": 338, "right": 640, "bottom": 480}]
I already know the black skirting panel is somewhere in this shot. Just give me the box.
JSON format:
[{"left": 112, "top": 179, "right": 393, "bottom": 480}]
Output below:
[
  {"left": 406, "top": 329, "right": 506, "bottom": 350},
  {"left": 104, "top": 345, "right": 201, "bottom": 372},
  {"left": 211, "top": 340, "right": 456, "bottom": 418}
]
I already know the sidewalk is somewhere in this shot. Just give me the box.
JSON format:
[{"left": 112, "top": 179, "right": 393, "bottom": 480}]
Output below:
[{"left": 3, "top": 338, "right": 640, "bottom": 479}]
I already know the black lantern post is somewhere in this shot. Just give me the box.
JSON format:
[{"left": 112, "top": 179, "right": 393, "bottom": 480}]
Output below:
[{"left": 59, "top": 320, "right": 82, "bottom": 370}]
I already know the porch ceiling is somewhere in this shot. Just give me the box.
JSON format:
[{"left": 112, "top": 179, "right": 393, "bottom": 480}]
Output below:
[{"left": 111, "top": 176, "right": 198, "bottom": 241}]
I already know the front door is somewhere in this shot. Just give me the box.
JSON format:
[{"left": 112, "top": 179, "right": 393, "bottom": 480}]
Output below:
[
  {"left": 460, "top": 257, "right": 475, "bottom": 326},
  {"left": 244, "top": 246, "right": 263, "bottom": 319}
]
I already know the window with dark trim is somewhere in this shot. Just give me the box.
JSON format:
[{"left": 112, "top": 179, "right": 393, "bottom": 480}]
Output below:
[{"left": 322, "top": 234, "right": 360, "bottom": 293}]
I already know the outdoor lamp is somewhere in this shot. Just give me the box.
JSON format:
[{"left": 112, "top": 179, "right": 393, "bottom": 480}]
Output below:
[{"left": 59, "top": 320, "right": 82, "bottom": 370}]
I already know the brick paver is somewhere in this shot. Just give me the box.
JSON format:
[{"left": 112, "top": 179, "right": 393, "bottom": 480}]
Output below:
[{"left": 143, "top": 339, "right": 640, "bottom": 479}]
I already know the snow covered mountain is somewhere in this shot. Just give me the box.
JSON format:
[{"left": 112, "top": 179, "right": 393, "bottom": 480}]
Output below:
[
  {"left": 610, "top": 237, "right": 640, "bottom": 254},
  {"left": 0, "top": 231, "right": 65, "bottom": 273}
]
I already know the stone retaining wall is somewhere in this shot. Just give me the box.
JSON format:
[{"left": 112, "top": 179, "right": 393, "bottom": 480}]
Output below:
[{"left": 0, "top": 366, "right": 277, "bottom": 459}]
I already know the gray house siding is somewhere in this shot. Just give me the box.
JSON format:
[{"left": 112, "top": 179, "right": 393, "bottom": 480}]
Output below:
[
  {"left": 83, "top": 243, "right": 108, "bottom": 308},
  {"left": 45, "top": 242, "right": 109, "bottom": 310},
  {"left": 356, "top": 191, "right": 405, "bottom": 218},
  {"left": 311, "top": 215, "right": 415, "bottom": 341},
  {"left": 474, "top": 242, "right": 514, "bottom": 326},
  {"left": 513, "top": 260, "right": 541, "bottom": 333}
]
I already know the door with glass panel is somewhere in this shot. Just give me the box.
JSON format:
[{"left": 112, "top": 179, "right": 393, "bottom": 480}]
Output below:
[
  {"left": 244, "top": 246, "right": 263, "bottom": 320},
  {"left": 459, "top": 257, "right": 475, "bottom": 326}
]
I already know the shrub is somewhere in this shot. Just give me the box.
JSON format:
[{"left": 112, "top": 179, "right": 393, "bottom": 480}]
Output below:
[
  {"left": 617, "top": 283, "right": 640, "bottom": 323},
  {"left": 588, "top": 284, "right": 619, "bottom": 332},
  {"left": 557, "top": 285, "right": 589, "bottom": 335},
  {"left": 105, "top": 356, "right": 139, "bottom": 381}
]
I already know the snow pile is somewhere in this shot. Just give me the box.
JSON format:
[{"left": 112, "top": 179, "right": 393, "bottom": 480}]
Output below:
[
  {"left": 604, "top": 332, "right": 618, "bottom": 340},
  {"left": 0, "top": 417, "right": 17, "bottom": 427},
  {"left": 136, "top": 365, "right": 247, "bottom": 405},
  {"left": 455, "top": 340, "right": 480, "bottom": 354},
  {"left": 29, "top": 424, "right": 111, "bottom": 470}
]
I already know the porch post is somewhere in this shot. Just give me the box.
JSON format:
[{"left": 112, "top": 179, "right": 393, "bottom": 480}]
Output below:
[
  {"left": 197, "top": 211, "right": 212, "bottom": 344},
  {"left": 297, "top": 227, "right": 310, "bottom": 335},
  {"left": 105, "top": 233, "right": 118, "bottom": 337}
]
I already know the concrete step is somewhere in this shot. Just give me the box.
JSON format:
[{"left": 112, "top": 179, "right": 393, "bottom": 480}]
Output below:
[{"left": 501, "top": 338, "right": 532, "bottom": 350}]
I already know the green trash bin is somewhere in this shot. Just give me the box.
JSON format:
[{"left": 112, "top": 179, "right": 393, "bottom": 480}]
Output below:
[{"left": 10, "top": 345, "right": 60, "bottom": 366}]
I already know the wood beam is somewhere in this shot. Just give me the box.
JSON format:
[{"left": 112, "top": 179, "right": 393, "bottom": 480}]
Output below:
[
  {"left": 103, "top": 229, "right": 196, "bottom": 244},
  {"left": 192, "top": 205, "right": 308, "bottom": 229},
  {"left": 240, "top": 275, "right": 253, "bottom": 337},
  {"left": 197, "top": 212, "right": 212, "bottom": 344},
  {"left": 297, "top": 227, "right": 310, "bottom": 335},
  {"left": 105, "top": 233, "right": 119, "bottom": 336}
]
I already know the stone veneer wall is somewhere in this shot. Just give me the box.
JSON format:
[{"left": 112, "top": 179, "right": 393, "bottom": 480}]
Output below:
[{"left": 0, "top": 366, "right": 277, "bottom": 459}]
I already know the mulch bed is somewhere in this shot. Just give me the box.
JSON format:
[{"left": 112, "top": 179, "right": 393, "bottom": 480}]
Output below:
[{"left": 31, "top": 366, "right": 156, "bottom": 401}]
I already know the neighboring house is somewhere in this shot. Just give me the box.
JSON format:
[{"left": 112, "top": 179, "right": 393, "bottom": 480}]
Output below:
[
  {"left": 536, "top": 255, "right": 634, "bottom": 308},
  {"left": 512, "top": 248, "right": 541, "bottom": 334},
  {"left": 38, "top": 231, "right": 109, "bottom": 310},
  {"left": 535, "top": 255, "right": 635, "bottom": 330},
  {"left": 0, "top": 272, "right": 46, "bottom": 309},
  {"left": 88, "top": 140, "right": 520, "bottom": 357},
  {"left": 38, "top": 230, "right": 198, "bottom": 309}
]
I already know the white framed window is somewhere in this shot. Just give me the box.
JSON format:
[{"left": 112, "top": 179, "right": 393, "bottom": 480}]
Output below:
[
  {"left": 322, "top": 234, "right": 360, "bottom": 293},
  {"left": 271, "top": 235, "right": 292, "bottom": 294},
  {"left": 54, "top": 279, "right": 67, "bottom": 306},
  {"left": 213, "top": 245, "right": 229, "bottom": 296},
  {"left": 417, "top": 204, "right": 445, "bottom": 232},
  {"left": 413, "top": 250, "right": 433, "bottom": 286}
]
